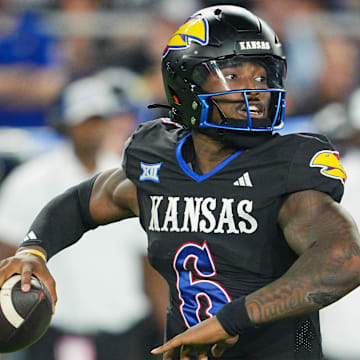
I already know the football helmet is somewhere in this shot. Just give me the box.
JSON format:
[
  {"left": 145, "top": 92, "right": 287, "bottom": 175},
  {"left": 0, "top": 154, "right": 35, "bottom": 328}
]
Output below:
[{"left": 161, "top": 5, "right": 287, "bottom": 133}]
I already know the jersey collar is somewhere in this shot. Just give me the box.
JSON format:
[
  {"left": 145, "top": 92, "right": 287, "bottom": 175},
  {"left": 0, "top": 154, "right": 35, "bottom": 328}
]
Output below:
[{"left": 176, "top": 132, "right": 243, "bottom": 183}]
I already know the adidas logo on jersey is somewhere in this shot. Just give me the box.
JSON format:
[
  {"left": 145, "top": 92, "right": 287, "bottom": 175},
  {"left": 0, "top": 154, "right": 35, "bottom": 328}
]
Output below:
[
  {"left": 233, "top": 172, "right": 253, "bottom": 187},
  {"left": 24, "top": 231, "right": 37, "bottom": 241}
]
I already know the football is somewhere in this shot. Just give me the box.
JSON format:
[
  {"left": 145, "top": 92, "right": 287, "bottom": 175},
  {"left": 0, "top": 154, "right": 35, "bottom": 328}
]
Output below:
[{"left": 0, "top": 274, "right": 52, "bottom": 353}]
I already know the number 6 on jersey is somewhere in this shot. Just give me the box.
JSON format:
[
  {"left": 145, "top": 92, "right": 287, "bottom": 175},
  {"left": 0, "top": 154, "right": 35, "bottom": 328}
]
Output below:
[{"left": 173, "top": 241, "right": 231, "bottom": 328}]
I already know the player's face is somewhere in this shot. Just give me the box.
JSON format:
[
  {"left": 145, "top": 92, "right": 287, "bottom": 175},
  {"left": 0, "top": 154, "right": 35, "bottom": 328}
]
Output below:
[
  {"left": 201, "top": 62, "right": 271, "bottom": 124},
  {"left": 68, "top": 116, "right": 107, "bottom": 152}
]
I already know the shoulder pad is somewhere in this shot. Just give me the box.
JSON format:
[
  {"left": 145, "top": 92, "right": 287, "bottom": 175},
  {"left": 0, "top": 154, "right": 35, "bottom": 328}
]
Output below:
[{"left": 286, "top": 132, "right": 345, "bottom": 202}]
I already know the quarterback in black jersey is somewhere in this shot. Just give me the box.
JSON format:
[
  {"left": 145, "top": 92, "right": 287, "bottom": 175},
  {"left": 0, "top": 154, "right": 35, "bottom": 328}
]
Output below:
[{"left": 1, "top": 5, "right": 360, "bottom": 360}]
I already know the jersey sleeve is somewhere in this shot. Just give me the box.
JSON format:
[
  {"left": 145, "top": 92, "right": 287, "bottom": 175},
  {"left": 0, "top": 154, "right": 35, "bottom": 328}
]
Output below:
[
  {"left": 121, "top": 118, "right": 184, "bottom": 186},
  {"left": 121, "top": 121, "right": 152, "bottom": 184},
  {"left": 286, "top": 134, "right": 345, "bottom": 202}
]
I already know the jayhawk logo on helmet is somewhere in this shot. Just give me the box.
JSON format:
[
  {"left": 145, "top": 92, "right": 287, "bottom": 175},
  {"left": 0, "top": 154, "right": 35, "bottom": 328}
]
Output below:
[
  {"left": 310, "top": 150, "right": 347, "bottom": 184},
  {"left": 162, "top": 16, "right": 209, "bottom": 57}
]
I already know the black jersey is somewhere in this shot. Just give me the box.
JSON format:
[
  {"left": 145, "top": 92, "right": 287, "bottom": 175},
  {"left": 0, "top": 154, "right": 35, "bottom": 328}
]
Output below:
[{"left": 123, "top": 119, "right": 345, "bottom": 359}]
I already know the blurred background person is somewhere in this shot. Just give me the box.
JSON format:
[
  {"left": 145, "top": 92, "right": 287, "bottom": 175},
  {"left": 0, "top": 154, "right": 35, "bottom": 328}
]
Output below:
[
  {"left": 0, "top": 75, "right": 167, "bottom": 360},
  {"left": 0, "top": 0, "right": 68, "bottom": 185},
  {"left": 0, "top": 0, "right": 67, "bottom": 128},
  {"left": 95, "top": 66, "right": 149, "bottom": 155}
]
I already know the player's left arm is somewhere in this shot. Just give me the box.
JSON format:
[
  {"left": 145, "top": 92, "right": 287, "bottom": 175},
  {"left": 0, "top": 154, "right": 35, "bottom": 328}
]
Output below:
[
  {"left": 247, "top": 189, "right": 360, "bottom": 323},
  {"left": 151, "top": 189, "right": 360, "bottom": 359}
]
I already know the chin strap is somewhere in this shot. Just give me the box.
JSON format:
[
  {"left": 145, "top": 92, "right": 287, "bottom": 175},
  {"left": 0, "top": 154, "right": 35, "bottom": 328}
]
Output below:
[
  {"left": 210, "top": 99, "right": 229, "bottom": 126},
  {"left": 147, "top": 104, "right": 172, "bottom": 110}
]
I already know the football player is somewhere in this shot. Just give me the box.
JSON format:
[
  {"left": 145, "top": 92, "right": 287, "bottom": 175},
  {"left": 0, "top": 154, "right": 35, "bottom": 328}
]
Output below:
[{"left": 1, "top": 5, "right": 360, "bottom": 360}]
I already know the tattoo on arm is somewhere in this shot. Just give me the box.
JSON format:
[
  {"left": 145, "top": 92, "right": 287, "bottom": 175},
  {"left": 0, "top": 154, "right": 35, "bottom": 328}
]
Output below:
[
  {"left": 306, "top": 292, "right": 340, "bottom": 307},
  {"left": 245, "top": 190, "right": 360, "bottom": 325}
]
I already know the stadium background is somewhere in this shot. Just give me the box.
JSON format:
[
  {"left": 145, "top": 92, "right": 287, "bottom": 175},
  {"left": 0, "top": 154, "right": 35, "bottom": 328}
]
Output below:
[{"left": 0, "top": 0, "right": 359, "bottom": 359}]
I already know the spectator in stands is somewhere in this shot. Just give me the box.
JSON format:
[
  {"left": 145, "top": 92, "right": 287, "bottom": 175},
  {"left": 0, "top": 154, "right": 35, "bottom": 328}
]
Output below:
[
  {"left": 95, "top": 66, "right": 144, "bottom": 155},
  {"left": 0, "top": 75, "right": 167, "bottom": 360},
  {"left": 0, "top": 0, "right": 67, "bottom": 127}
]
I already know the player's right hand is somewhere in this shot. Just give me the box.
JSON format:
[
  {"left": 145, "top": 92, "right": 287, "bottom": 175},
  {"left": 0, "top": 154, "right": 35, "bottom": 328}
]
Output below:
[
  {"left": 0, "top": 247, "right": 57, "bottom": 313},
  {"left": 151, "top": 316, "right": 239, "bottom": 359}
]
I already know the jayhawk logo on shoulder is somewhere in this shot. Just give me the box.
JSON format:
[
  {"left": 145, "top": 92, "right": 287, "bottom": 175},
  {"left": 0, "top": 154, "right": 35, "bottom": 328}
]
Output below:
[{"left": 310, "top": 150, "right": 346, "bottom": 184}]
